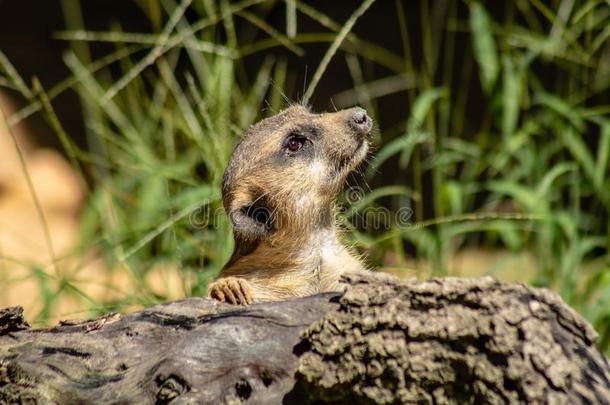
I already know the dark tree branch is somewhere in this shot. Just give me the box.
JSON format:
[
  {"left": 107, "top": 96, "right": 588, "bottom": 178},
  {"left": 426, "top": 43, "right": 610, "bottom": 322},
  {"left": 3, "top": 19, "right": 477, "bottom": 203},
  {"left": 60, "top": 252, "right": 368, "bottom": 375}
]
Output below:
[{"left": 1, "top": 272, "right": 609, "bottom": 404}]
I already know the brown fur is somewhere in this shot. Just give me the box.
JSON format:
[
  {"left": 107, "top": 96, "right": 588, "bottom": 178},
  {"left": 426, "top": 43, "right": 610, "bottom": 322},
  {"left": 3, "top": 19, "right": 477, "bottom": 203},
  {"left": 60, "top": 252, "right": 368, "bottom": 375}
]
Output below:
[{"left": 208, "top": 105, "right": 372, "bottom": 304}]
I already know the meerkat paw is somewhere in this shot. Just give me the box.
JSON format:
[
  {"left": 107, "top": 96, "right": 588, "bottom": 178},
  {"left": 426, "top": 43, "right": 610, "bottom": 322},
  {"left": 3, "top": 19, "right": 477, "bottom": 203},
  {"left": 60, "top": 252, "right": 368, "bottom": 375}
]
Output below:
[{"left": 208, "top": 277, "right": 254, "bottom": 305}]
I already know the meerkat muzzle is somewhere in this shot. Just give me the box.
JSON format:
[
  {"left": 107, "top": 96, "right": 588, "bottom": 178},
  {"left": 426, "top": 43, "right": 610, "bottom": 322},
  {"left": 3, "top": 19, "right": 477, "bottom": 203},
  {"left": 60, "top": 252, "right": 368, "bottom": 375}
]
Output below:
[{"left": 348, "top": 107, "right": 372, "bottom": 139}]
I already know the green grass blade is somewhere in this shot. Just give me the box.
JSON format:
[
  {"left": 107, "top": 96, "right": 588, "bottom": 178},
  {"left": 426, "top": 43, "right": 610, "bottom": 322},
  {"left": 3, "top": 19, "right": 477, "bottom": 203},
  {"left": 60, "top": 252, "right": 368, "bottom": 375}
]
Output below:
[
  {"left": 0, "top": 50, "right": 32, "bottom": 98},
  {"left": 469, "top": 2, "right": 499, "bottom": 93},
  {"left": 302, "top": 0, "right": 376, "bottom": 104}
]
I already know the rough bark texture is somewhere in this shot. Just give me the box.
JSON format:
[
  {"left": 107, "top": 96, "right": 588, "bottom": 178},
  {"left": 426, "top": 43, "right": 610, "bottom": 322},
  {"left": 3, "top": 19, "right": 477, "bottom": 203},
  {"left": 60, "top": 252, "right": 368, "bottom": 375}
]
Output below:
[
  {"left": 1, "top": 272, "right": 609, "bottom": 404},
  {"left": 298, "top": 273, "right": 610, "bottom": 404}
]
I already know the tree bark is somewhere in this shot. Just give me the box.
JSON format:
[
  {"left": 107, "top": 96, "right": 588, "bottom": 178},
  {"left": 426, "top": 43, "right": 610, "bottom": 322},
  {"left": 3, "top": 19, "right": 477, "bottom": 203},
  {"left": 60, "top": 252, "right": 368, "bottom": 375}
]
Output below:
[{"left": 1, "top": 272, "right": 609, "bottom": 404}]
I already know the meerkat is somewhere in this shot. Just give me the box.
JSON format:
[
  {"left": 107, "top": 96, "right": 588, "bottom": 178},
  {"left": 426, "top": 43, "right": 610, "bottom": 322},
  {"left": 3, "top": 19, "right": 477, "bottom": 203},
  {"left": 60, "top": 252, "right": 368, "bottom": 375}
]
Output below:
[{"left": 207, "top": 105, "right": 372, "bottom": 305}]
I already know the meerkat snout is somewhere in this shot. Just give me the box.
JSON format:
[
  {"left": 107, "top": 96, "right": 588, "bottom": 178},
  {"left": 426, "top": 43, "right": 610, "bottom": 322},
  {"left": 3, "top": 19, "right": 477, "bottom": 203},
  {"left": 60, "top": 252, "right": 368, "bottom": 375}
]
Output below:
[
  {"left": 348, "top": 107, "right": 372, "bottom": 137},
  {"left": 209, "top": 105, "right": 372, "bottom": 305}
]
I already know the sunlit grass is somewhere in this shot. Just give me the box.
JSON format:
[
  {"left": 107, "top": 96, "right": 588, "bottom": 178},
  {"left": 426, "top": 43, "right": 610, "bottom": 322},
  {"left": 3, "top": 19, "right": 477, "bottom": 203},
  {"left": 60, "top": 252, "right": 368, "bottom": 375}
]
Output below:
[{"left": 0, "top": 0, "right": 609, "bottom": 352}]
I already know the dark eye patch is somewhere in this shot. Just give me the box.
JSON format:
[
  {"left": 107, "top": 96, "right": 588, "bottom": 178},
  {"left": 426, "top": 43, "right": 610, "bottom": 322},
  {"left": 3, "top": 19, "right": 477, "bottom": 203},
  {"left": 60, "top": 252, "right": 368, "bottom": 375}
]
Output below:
[
  {"left": 274, "top": 124, "right": 320, "bottom": 162},
  {"left": 282, "top": 126, "right": 319, "bottom": 155},
  {"left": 285, "top": 136, "right": 306, "bottom": 153}
]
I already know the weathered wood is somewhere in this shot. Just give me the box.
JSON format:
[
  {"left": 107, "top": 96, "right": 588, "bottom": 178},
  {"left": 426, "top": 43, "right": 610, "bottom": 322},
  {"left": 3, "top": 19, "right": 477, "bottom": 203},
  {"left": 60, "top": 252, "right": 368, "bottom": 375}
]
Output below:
[
  {"left": 299, "top": 273, "right": 610, "bottom": 404},
  {"left": 1, "top": 272, "right": 609, "bottom": 404}
]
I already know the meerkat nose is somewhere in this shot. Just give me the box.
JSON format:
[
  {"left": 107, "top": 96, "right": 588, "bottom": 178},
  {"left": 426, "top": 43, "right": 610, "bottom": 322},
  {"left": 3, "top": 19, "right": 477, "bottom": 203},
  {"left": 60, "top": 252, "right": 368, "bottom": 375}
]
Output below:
[{"left": 349, "top": 107, "right": 372, "bottom": 137}]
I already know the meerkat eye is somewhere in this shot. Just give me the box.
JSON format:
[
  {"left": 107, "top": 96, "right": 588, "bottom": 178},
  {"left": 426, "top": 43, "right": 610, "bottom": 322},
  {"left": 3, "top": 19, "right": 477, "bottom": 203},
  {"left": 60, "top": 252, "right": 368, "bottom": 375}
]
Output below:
[{"left": 284, "top": 135, "right": 307, "bottom": 154}]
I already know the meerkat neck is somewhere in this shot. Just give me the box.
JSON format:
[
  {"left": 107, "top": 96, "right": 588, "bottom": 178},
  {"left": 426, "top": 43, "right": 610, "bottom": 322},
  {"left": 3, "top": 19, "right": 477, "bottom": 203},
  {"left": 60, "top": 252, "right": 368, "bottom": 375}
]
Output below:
[{"left": 224, "top": 223, "right": 363, "bottom": 277}]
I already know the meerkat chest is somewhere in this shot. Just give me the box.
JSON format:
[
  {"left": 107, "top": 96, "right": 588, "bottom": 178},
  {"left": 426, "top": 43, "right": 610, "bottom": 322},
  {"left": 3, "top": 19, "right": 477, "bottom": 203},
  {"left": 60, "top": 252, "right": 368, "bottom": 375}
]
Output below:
[
  {"left": 303, "top": 230, "right": 364, "bottom": 286},
  {"left": 317, "top": 238, "right": 358, "bottom": 272},
  {"left": 222, "top": 229, "right": 365, "bottom": 298}
]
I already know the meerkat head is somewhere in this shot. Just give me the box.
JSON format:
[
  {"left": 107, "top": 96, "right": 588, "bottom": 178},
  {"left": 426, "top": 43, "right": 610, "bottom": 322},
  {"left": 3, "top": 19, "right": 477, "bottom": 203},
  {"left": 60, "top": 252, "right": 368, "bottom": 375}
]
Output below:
[{"left": 222, "top": 105, "right": 372, "bottom": 244}]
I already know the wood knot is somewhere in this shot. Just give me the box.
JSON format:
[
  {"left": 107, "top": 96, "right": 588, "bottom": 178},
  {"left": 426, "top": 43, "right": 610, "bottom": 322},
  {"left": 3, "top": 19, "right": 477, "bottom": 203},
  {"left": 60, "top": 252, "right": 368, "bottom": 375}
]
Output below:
[{"left": 155, "top": 374, "right": 189, "bottom": 404}]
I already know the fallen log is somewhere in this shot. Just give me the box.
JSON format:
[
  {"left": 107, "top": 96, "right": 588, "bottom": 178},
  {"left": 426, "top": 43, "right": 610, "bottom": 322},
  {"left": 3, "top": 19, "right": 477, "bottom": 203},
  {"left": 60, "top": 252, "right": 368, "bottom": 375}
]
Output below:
[{"left": 1, "top": 272, "right": 609, "bottom": 404}]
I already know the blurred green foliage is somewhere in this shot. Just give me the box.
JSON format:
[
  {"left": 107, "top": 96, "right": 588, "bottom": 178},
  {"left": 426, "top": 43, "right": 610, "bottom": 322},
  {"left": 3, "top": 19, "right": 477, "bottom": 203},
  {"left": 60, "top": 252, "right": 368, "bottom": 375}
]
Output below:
[{"left": 1, "top": 0, "right": 609, "bottom": 352}]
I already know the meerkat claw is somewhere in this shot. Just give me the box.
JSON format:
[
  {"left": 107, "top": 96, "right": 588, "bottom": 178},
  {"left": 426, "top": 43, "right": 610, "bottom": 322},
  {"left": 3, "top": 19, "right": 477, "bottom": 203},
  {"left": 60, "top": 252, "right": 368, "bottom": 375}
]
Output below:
[{"left": 208, "top": 277, "right": 253, "bottom": 305}]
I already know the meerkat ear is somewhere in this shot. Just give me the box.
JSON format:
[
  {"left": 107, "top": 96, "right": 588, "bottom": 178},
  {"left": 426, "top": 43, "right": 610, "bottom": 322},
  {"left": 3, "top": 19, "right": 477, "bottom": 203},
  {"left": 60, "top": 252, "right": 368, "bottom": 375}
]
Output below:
[{"left": 229, "top": 199, "right": 274, "bottom": 240}]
